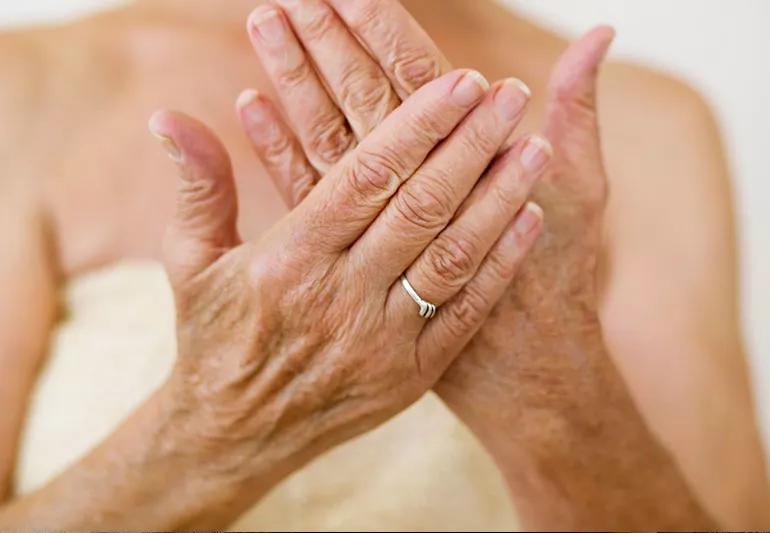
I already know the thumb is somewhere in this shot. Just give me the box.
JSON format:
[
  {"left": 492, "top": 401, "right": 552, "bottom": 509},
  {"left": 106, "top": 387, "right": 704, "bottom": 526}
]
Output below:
[
  {"left": 149, "top": 110, "right": 241, "bottom": 285},
  {"left": 544, "top": 25, "right": 615, "bottom": 148}
]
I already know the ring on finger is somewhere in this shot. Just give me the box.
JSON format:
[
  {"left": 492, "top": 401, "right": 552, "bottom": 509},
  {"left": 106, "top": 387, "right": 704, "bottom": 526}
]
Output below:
[{"left": 400, "top": 275, "right": 438, "bottom": 319}]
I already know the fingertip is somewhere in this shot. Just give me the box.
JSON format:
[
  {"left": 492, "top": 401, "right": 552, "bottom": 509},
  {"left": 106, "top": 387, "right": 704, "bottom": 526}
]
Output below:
[
  {"left": 148, "top": 109, "right": 183, "bottom": 162},
  {"left": 579, "top": 24, "right": 617, "bottom": 66},
  {"left": 511, "top": 201, "right": 544, "bottom": 240},
  {"left": 247, "top": 3, "right": 281, "bottom": 36},
  {"left": 591, "top": 24, "right": 616, "bottom": 59},
  {"left": 236, "top": 88, "right": 260, "bottom": 112},
  {"left": 148, "top": 109, "right": 174, "bottom": 138},
  {"left": 525, "top": 201, "right": 545, "bottom": 224}
]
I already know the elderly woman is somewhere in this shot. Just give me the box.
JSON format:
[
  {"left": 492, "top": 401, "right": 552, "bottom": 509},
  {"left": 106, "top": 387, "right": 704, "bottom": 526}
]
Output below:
[{"left": 0, "top": 0, "right": 766, "bottom": 530}]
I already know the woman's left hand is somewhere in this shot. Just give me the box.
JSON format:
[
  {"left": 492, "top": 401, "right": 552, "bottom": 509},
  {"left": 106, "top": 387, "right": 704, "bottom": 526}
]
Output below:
[{"left": 239, "top": 0, "right": 453, "bottom": 205}]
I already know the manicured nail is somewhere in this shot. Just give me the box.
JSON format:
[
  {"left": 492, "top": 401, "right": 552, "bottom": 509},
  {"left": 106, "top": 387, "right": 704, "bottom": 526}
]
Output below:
[
  {"left": 495, "top": 78, "right": 531, "bottom": 120},
  {"left": 452, "top": 70, "right": 489, "bottom": 106},
  {"left": 250, "top": 8, "right": 285, "bottom": 42},
  {"left": 148, "top": 121, "right": 182, "bottom": 162},
  {"left": 520, "top": 135, "right": 553, "bottom": 175},
  {"left": 513, "top": 202, "right": 544, "bottom": 236},
  {"left": 236, "top": 88, "right": 260, "bottom": 111}
]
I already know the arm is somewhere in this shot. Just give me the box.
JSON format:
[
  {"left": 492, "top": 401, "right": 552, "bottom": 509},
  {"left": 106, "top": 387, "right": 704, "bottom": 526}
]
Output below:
[
  {"left": 0, "top": 388, "right": 252, "bottom": 530},
  {"left": 441, "top": 318, "right": 716, "bottom": 530},
  {"left": 0, "top": 186, "right": 58, "bottom": 501},
  {"left": 600, "top": 69, "right": 770, "bottom": 527},
  {"left": 438, "top": 29, "right": 722, "bottom": 530}
]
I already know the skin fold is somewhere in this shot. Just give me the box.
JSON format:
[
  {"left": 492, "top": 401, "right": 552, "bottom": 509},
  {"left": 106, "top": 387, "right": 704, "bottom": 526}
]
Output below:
[{"left": 0, "top": 0, "right": 767, "bottom": 529}]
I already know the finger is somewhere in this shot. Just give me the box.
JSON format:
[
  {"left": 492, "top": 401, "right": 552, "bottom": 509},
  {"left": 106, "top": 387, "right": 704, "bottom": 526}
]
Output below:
[
  {"left": 391, "top": 134, "right": 551, "bottom": 320},
  {"left": 148, "top": 110, "right": 241, "bottom": 285},
  {"left": 327, "top": 0, "right": 452, "bottom": 99},
  {"left": 289, "top": 69, "right": 489, "bottom": 253},
  {"left": 545, "top": 25, "right": 615, "bottom": 141},
  {"left": 236, "top": 89, "right": 318, "bottom": 208},
  {"left": 247, "top": 4, "right": 354, "bottom": 172},
  {"left": 414, "top": 202, "right": 544, "bottom": 380},
  {"left": 353, "top": 78, "right": 531, "bottom": 279},
  {"left": 541, "top": 25, "right": 614, "bottom": 205},
  {"left": 274, "top": 0, "right": 401, "bottom": 139}
]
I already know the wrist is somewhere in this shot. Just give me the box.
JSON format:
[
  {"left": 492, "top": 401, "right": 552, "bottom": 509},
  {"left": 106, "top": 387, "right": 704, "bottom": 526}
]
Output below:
[
  {"left": 106, "top": 382, "right": 254, "bottom": 528},
  {"left": 157, "top": 371, "right": 312, "bottom": 511},
  {"left": 443, "top": 322, "right": 714, "bottom": 529}
]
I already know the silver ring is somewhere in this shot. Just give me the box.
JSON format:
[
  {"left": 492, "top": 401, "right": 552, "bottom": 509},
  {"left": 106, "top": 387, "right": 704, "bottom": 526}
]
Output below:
[{"left": 400, "top": 275, "right": 438, "bottom": 319}]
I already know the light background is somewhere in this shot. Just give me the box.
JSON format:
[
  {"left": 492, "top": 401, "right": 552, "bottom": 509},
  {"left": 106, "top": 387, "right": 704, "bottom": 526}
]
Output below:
[{"left": 1, "top": 1, "right": 769, "bottom": 450}]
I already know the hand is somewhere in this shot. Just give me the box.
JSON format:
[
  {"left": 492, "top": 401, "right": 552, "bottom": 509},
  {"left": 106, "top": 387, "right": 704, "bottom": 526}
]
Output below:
[
  {"left": 437, "top": 28, "right": 616, "bottom": 430},
  {"left": 150, "top": 69, "right": 549, "bottom": 519},
  {"left": 238, "top": 7, "right": 715, "bottom": 527},
  {"left": 237, "top": 0, "right": 608, "bottom": 440},
  {"left": 436, "top": 29, "right": 715, "bottom": 530},
  {"left": 238, "top": 0, "right": 452, "bottom": 205}
]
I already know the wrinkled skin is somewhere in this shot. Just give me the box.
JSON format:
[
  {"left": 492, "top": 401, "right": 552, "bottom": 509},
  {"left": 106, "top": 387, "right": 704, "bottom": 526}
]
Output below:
[
  {"left": 0, "top": 67, "right": 555, "bottom": 529},
  {"left": 153, "top": 68, "right": 549, "bottom": 516},
  {"left": 438, "top": 28, "right": 613, "bottom": 431},
  {"left": 238, "top": 6, "right": 718, "bottom": 527},
  {"left": 239, "top": 1, "right": 615, "bottom": 448}
]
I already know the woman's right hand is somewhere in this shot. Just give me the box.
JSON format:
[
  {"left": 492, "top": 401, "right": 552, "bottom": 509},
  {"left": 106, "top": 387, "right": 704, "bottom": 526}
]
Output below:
[{"left": 148, "top": 69, "right": 550, "bottom": 512}]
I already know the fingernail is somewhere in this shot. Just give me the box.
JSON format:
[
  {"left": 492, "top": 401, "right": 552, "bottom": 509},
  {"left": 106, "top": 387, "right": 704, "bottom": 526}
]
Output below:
[
  {"left": 148, "top": 121, "right": 182, "bottom": 162},
  {"left": 236, "top": 88, "right": 260, "bottom": 111},
  {"left": 494, "top": 78, "right": 531, "bottom": 121},
  {"left": 520, "top": 135, "right": 553, "bottom": 175},
  {"left": 452, "top": 70, "right": 489, "bottom": 106},
  {"left": 250, "top": 8, "right": 285, "bottom": 42},
  {"left": 513, "top": 202, "right": 544, "bottom": 236}
]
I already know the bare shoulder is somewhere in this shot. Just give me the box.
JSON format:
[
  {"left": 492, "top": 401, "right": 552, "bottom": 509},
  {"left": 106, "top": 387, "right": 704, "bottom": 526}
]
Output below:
[
  {"left": 600, "top": 61, "right": 726, "bottom": 175},
  {"left": 598, "top": 61, "right": 737, "bottom": 318},
  {"left": 599, "top": 61, "right": 732, "bottom": 251},
  {"left": 0, "top": 28, "right": 49, "bottom": 174},
  {"left": 0, "top": 17, "right": 129, "bottom": 187}
]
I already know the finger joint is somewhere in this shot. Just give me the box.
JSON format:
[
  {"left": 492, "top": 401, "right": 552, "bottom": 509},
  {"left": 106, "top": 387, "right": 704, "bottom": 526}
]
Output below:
[
  {"left": 393, "top": 176, "right": 455, "bottom": 232},
  {"left": 424, "top": 231, "right": 480, "bottom": 290}
]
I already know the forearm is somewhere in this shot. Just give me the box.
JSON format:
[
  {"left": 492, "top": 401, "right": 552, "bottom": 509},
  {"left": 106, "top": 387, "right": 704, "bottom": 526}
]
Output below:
[
  {"left": 443, "top": 323, "right": 718, "bottom": 530},
  {"left": 0, "top": 384, "right": 265, "bottom": 530},
  {"left": 0, "top": 194, "right": 59, "bottom": 500}
]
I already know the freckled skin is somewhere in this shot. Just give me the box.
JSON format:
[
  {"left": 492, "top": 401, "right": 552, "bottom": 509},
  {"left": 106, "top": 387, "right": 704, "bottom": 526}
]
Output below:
[
  {"left": 0, "top": 0, "right": 767, "bottom": 529},
  {"left": 237, "top": 2, "right": 769, "bottom": 528},
  {"left": 0, "top": 62, "right": 550, "bottom": 528}
]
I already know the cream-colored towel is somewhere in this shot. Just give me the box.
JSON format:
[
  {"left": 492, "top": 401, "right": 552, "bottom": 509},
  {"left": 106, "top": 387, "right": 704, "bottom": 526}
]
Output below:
[{"left": 16, "top": 261, "right": 517, "bottom": 531}]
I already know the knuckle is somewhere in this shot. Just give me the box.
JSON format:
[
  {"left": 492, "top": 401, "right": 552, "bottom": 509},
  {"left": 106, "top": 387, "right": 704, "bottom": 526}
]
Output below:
[
  {"left": 408, "top": 108, "right": 449, "bottom": 143},
  {"left": 288, "top": 168, "right": 317, "bottom": 204},
  {"left": 444, "top": 286, "right": 490, "bottom": 334},
  {"left": 458, "top": 120, "right": 501, "bottom": 157},
  {"left": 276, "top": 56, "right": 315, "bottom": 90},
  {"left": 491, "top": 164, "right": 526, "bottom": 211},
  {"left": 393, "top": 51, "right": 441, "bottom": 93},
  {"left": 307, "top": 113, "right": 353, "bottom": 165},
  {"left": 258, "top": 128, "right": 294, "bottom": 165},
  {"left": 339, "top": 64, "right": 392, "bottom": 119},
  {"left": 486, "top": 247, "right": 520, "bottom": 281},
  {"left": 347, "top": 0, "right": 384, "bottom": 31},
  {"left": 425, "top": 232, "right": 479, "bottom": 288},
  {"left": 297, "top": 3, "right": 337, "bottom": 41},
  {"left": 394, "top": 177, "right": 455, "bottom": 231},
  {"left": 178, "top": 172, "right": 225, "bottom": 208},
  {"left": 349, "top": 148, "right": 402, "bottom": 197}
]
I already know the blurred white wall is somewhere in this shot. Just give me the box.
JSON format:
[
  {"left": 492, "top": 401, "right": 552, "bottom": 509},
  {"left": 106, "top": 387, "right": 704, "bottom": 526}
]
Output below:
[{"left": 1, "top": 1, "right": 769, "bottom": 447}]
